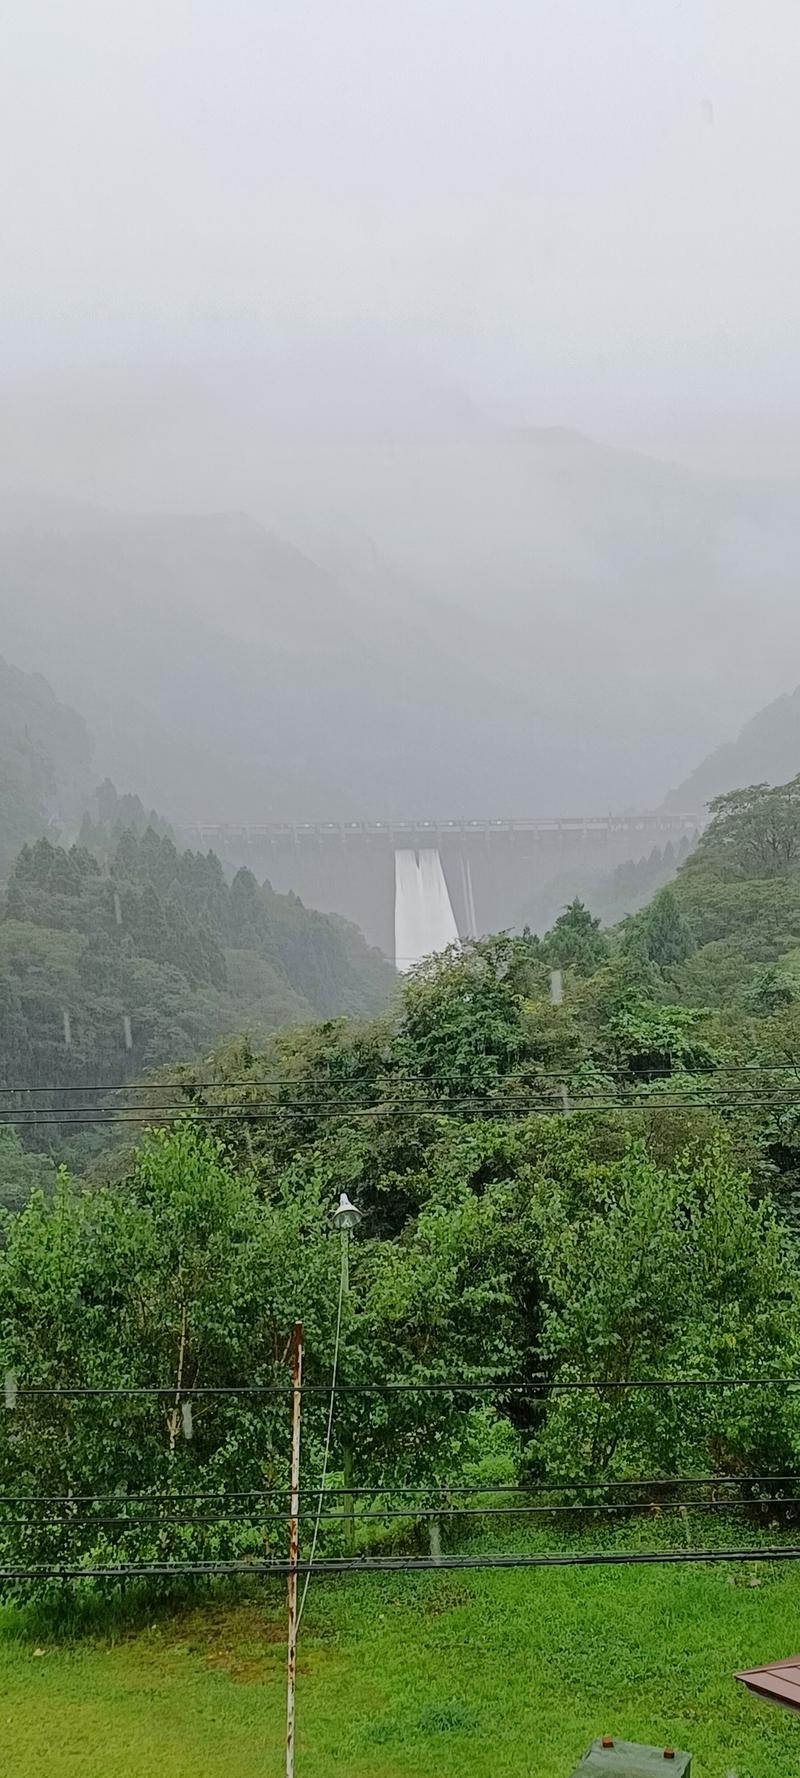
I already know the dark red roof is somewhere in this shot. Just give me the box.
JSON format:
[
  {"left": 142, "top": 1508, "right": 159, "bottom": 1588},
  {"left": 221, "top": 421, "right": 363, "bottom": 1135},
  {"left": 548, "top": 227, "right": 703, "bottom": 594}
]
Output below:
[{"left": 736, "top": 1657, "right": 800, "bottom": 1713}]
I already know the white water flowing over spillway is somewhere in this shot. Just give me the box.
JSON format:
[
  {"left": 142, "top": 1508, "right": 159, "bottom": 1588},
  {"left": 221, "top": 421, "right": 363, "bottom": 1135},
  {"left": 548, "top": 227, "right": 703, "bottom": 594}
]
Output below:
[{"left": 394, "top": 848, "right": 460, "bottom": 971}]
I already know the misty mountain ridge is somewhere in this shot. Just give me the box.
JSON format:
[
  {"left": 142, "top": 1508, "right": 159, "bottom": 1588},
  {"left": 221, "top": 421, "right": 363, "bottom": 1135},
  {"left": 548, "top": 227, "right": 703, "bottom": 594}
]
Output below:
[
  {"left": 667, "top": 685, "right": 800, "bottom": 812},
  {"left": 0, "top": 655, "right": 92, "bottom": 876},
  {"left": 0, "top": 680, "right": 396, "bottom": 1083},
  {"left": 4, "top": 640, "right": 799, "bottom": 951},
  {"left": 0, "top": 499, "right": 498, "bottom": 823},
  {"left": 1, "top": 406, "right": 800, "bottom": 822}
]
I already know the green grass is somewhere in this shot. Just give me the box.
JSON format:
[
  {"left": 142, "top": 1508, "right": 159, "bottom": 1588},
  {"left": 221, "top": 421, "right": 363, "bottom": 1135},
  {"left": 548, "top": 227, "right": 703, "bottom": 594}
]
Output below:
[{"left": 3, "top": 1552, "right": 800, "bottom": 1776}]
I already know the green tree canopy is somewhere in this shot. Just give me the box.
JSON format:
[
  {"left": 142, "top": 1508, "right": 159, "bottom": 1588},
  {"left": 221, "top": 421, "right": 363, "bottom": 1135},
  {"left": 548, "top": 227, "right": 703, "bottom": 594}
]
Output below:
[
  {"left": 542, "top": 899, "right": 609, "bottom": 975},
  {"left": 689, "top": 777, "right": 800, "bottom": 880}
]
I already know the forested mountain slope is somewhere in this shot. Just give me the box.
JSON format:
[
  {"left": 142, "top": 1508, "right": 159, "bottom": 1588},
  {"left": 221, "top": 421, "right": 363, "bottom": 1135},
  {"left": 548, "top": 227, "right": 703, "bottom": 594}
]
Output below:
[
  {"left": 8, "top": 776, "right": 800, "bottom": 1558},
  {"left": 666, "top": 685, "right": 800, "bottom": 813},
  {"left": 0, "top": 828, "right": 394, "bottom": 1094}
]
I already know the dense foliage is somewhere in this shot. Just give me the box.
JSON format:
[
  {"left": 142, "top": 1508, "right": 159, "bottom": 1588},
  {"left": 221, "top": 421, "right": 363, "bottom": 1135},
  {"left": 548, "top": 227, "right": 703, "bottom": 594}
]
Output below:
[
  {"left": 0, "top": 827, "right": 395, "bottom": 1110},
  {"left": 5, "top": 777, "right": 800, "bottom": 1589}
]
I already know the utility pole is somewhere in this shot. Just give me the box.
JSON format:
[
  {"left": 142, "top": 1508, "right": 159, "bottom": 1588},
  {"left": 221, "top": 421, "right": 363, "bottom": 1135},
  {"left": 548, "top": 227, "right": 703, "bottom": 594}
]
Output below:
[{"left": 285, "top": 1321, "right": 303, "bottom": 1778}]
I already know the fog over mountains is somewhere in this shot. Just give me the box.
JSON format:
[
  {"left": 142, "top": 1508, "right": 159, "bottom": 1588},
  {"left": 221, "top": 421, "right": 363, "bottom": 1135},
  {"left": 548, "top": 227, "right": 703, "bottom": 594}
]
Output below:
[
  {"left": 0, "top": 655, "right": 92, "bottom": 878},
  {"left": 2, "top": 376, "right": 800, "bottom": 826},
  {"left": 3, "top": 0, "right": 800, "bottom": 827},
  {"left": 667, "top": 686, "right": 800, "bottom": 812}
]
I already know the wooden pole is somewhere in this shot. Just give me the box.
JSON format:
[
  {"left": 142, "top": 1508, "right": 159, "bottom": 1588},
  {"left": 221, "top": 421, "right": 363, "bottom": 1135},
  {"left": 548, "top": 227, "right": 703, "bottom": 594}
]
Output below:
[{"left": 286, "top": 1321, "right": 303, "bottom": 1778}]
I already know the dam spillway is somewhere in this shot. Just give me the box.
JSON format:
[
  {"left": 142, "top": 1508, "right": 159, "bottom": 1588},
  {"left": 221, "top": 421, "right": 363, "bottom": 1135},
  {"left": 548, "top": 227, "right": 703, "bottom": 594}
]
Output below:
[{"left": 187, "top": 813, "right": 701, "bottom": 964}]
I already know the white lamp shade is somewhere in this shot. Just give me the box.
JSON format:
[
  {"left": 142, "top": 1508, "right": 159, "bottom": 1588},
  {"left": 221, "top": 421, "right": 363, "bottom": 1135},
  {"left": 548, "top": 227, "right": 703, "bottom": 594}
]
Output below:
[{"left": 332, "top": 1191, "right": 361, "bottom": 1231}]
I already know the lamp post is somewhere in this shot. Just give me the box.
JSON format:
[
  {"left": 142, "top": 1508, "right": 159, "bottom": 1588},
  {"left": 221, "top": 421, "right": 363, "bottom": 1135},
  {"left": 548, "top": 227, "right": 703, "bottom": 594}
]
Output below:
[
  {"left": 332, "top": 1190, "right": 361, "bottom": 1291},
  {"left": 286, "top": 1195, "right": 362, "bottom": 1778},
  {"left": 331, "top": 1192, "right": 360, "bottom": 1552}
]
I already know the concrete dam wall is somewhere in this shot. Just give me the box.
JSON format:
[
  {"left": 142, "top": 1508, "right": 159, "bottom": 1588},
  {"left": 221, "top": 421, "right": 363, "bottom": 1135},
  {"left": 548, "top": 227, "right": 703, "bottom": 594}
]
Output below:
[{"left": 188, "top": 815, "right": 701, "bottom": 964}]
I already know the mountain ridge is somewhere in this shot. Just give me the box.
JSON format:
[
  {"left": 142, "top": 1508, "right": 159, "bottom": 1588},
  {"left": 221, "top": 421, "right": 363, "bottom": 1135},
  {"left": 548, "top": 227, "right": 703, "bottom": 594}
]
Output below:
[
  {"left": 0, "top": 655, "right": 93, "bottom": 876},
  {"left": 1, "top": 408, "right": 799, "bottom": 821},
  {"left": 666, "top": 686, "right": 800, "bottom": 812}
]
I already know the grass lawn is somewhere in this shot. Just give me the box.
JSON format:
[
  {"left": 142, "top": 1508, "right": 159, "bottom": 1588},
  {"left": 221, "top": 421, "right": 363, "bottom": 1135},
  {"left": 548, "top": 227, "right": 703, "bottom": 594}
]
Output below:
[{"left": 3, "top": 1551, "right": 800, "bottom": 1776}]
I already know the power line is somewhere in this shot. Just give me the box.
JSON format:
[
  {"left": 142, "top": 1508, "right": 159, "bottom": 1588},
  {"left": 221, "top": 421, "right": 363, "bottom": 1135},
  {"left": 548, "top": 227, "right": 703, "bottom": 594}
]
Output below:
[
  {"left": 3, "top": 1061, "right": 800, "bottom": 1096},
  {"left": 5, "top": 1076, "right": 800, "bottom": 1104},
  {"left": 7, "top": 1375, "right": 800, "bottom": 1398},
  {"left": 4, "top": 1095, "right": 792, "bottom": 1109},
  {"left": 3, "top": 1544, "right": 800, "bottom": 1581},
  {"left": 6, "top": 1095, "right": 800, "bottom": 1129},
  {"left": 8, "top": 1496, "right": 800, "bottom": 1531},
  {"left": 0, "top": 1079, "right": 798, "bottom": 1120},
  {"left": 2, "top": 1472, "right": 799, "bottom": 1504}
]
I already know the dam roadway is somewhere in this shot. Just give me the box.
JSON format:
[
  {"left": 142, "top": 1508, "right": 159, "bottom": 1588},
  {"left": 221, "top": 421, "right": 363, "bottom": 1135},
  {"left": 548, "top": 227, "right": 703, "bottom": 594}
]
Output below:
[{"left": 187, "top": 813, "right": 701, "bottom": 963}]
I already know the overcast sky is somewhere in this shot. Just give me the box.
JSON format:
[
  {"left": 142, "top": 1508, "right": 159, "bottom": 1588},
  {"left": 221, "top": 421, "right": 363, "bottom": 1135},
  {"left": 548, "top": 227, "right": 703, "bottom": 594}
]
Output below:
[
  {"left": 2, "top": 0, "right": 800, "bottom": 458},
  {"left": 3, "top": 2, "right": 800, "bottom": 818}
]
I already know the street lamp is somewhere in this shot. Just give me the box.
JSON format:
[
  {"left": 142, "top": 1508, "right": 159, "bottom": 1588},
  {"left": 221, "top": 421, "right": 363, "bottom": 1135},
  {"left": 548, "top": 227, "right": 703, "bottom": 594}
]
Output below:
[
  {"left": 332, "top": 1191, "right": 361, "bottom": 1233},
  {"left": 332, "top": 1193, "right": 361, "bottom": 1292}
]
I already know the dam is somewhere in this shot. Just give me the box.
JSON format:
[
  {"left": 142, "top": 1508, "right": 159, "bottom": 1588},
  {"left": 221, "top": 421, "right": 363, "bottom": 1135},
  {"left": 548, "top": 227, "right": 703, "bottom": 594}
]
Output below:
[{"left": 188, "top": 813, "right": 701, "bottom": 966}]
